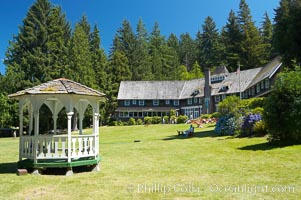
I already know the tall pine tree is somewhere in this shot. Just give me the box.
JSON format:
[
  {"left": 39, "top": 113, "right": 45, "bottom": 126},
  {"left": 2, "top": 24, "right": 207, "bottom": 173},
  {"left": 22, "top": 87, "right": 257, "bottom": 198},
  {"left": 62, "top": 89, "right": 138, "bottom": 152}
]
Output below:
[
  {"left": 4, "top": 0, "right": 71, "bottom": 93},
  {"left": 221, "top": 10, "right": 242, "bottom": 71},
  {"left": 200, "top": 16, "right": 223, "bottom": 70},
  {"left": 238, "top": 0, "right": 265, "bottom": 69},
  {"left": 274, "top": 0, "right": 301, "bottom": 68},
  {"left": 69, "top": 21, "right": 95, "bottom": 88},
  {"left": 132, "top": 18, "right": 152, "bottom": 80}
]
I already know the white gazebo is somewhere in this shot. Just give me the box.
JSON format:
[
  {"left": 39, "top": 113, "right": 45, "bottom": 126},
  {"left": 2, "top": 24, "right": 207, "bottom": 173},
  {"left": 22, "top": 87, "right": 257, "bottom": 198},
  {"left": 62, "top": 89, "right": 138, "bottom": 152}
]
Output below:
[{"left": 9, "top": 78, "right": 106, "bottom": 175}]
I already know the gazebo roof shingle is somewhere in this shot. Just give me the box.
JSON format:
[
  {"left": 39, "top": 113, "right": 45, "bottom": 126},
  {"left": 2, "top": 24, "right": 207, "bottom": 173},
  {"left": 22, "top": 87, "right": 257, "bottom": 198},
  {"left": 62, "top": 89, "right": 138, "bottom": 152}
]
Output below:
[{"left": 9, "top": 78, "right": 106, "bottom": 98}]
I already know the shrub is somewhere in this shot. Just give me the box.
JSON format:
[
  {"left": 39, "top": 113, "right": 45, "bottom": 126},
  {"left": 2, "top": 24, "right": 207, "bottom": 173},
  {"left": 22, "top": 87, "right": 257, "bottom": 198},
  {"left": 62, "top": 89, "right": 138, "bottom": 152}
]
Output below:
[
  {"left": 177, "top": 115, "right": 189, "bottom": 123},
  {"left": 253, "top": 120, "right": 267, "bottom": 136},
  {"left": 144, "top": 117, "right": 152, "bottom": 125},
  {"left": 251, "top": 107, "right": 264, "bottom": 115},
  {"left": 170, "top": 115, "right": 176, "bottom": 124},
  {"left": 218, "top": 96, "right": 241, "bottom": 116},
  {"left": 264, "top": 69, "right": 301, "bottom": 143},
  {"left": 241, "top": 113, "right": 262, "bottom": 136},
  {"left": 211, "top": 112, "right": 221, "bottom": 119},
  {"left": 163, "top": 116, "right": 169, "bottom": 124},
  {"left": 201, "top": 114, "right": 211, "bottom": 119},
  {"left": 128, "top": 117, "right": 136, "bottom": 125},
  {"left": 152, "top": 116, "right": 162, "bottom": 124},
  {"left": 215, "top": 115, "right": 239, "bottom": 136},
  {"left": 136, "top": 118, "right": 143, "bottom": 125}
]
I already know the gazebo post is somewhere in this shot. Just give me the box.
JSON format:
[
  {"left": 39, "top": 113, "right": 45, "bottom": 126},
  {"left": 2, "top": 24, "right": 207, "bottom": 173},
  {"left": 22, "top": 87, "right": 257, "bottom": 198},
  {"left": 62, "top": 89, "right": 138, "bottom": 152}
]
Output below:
[
  {"left": 33, "top": 110, "right": 40, "bottom": 164},
  {"left": 28, "top": 104, "right": 33, "bottom": 136},
  {"left": 53, "top": 115, "right": 58, "bottom": 134},
  {"left": 79, "top": 113, "right": 83, "bottom": 135},
  {"left": 67, "top": 111, "right": 74, "bottom": 163},
  {"left": 18, "top": 106, "right": 23, "bottom": 161}
]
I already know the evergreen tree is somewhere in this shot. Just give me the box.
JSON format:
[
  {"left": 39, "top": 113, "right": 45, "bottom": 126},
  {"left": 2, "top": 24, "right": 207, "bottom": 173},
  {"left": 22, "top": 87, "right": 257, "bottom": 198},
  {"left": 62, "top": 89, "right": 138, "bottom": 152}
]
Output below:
[
  {"left": 69, "top": 22, "right": 95, "bottom": 88},
  {"left": 90, "top": 25, "right": 108, "bottom": 91},
  {"left": 112, "top": 19, "right": 136, "bottom": 77},
  {"left": 4, "top": 0, "right": 71, "bottom": 93},
  {"left": 238, "top": 0, "right": 265, "bottom": 69},
  {"left": 221, "top": 10, "right": 242, "bottom": 71},
  {"left": 149, "top": 22, "right": 165, "bottom": 80},
  {"left": 273, "top": 0, "right": 301, "bottom": 68},
  {"left": 179, "top": 33, "right": 198, "bottom": 70},
  {"left": 132, "top": 18, "right": 152, "bottom": 80},
  {"left": 200, "top": 16, "right": 223, "bottom": 70},
  {"left": 261, "top": 12, "right": 274, "bottom": 62},
  {"left": 167, "top": 33, "right": 180, "bottom": 57},
  {"left": 190, "top": 61, "right": 204, "bottom": 79},
  {"left": 78, "top": 15, "right": 91, "bottom": 38}
]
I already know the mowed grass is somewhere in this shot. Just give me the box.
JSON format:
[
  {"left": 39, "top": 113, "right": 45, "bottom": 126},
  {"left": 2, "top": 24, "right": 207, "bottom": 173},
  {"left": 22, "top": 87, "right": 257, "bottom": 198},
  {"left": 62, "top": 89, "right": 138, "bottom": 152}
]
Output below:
[{"left": 0, "top": 124, "right": 300, "bottom": 200}]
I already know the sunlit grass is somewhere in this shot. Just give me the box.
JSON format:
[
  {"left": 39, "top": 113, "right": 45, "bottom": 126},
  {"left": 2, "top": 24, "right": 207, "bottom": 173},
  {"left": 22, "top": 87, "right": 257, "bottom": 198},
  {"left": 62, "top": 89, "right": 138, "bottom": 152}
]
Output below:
[{"left": 0, "top": 124, "right": 300, "bottom": 199}]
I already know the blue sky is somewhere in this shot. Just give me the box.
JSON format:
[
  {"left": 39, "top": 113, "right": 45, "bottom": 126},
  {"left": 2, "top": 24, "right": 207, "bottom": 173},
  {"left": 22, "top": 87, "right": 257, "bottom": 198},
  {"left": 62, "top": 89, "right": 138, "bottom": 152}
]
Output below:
[{"left": 0, "top": 0, "right": 280, "bottom": 74}]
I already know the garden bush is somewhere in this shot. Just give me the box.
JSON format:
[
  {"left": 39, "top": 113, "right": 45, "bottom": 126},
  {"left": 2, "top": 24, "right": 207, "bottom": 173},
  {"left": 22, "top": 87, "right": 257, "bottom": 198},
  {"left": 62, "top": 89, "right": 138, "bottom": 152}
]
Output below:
[
  {"left": 215, "top": 114, "right": 239, "bottom": 136},
  {"left": 211, "top": 112, "right": 221, "bottom": 119},
  {"left": 177, "top": 115, "right": 189, "bottom": 123},
  {"left": 201, "top": 114, "right": 211, "bottom": 119},
  {"left": 170, "top": 115, "right": 176, "bottom": 123},
  {"left": 253, "top": 120, "right": 267, "bottom": 136},
  {"left": 241, "top": 113, "right": 262, "bottom": 136},
  {"left": 152, "top": 116, "right": 162, "bottom": 124},
  {"left": 163, "top": 116, "right": 169, "bottom": 124},
  {"left": 264, "top": 68, "right": 301, "bottom": 143},
  {"left": 144, "top": 117, "right": 152, "bottom": 125},
  {"left": 136, "top": 118, "right": 143, "bottom": 125},
  {"left": 128, "top": 117, "right": 136, "bottom": 125}
]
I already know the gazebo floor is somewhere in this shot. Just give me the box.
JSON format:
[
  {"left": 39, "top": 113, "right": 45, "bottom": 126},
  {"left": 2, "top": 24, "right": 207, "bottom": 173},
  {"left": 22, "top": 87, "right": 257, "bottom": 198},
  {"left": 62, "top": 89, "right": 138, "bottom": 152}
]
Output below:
[{"left": 17, "top": 156, "right": 101, "bottom": 169}]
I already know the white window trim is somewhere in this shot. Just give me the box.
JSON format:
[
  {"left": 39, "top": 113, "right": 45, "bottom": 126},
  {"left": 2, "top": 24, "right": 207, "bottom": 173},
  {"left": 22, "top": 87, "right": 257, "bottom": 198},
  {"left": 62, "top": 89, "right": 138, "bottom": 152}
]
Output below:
[
  {"left": 132, "top": 100, "right": 136, "bottom": 105},
  {"left": 153, "top": 100, "right": 159, "bottom": 106},
  {"left": 215, "top": 96, "right": 220, "bottom": 102},
  {"left": 125, "top": 100, "right": 130, "bottom": 106},
  {"left": 174, "top": 100, "right": 179, "bottom": 106},
  {"left": 165, "top": 100, "right": 170, "bottom": 105},
  {"left": 187, "top": 98, "right": 192, "bottom": 105},
  {"left": 139, "top": 100, "right": 144, "bottom": 106}
]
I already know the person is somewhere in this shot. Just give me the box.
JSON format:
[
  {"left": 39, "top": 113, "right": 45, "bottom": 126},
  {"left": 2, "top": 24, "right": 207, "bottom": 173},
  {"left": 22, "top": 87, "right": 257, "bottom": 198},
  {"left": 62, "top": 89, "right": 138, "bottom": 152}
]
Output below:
[
  {"left": 184, "top": 124, "right": 194, "bottom": 137},
  {"left": 13, "top": 131, "right": 16, "bottom": 139}
]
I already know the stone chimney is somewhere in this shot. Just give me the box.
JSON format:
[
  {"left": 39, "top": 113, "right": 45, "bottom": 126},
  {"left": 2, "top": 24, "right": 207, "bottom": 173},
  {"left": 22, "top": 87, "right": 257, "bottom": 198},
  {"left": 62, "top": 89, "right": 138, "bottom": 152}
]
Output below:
[{"left": 203, "top": 68, "right": 212, "bottom": 114}]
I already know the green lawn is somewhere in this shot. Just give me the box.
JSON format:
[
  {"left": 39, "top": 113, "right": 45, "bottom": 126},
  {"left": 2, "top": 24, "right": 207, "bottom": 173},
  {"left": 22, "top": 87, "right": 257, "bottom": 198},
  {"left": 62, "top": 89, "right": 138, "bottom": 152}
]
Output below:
[{"left": 0, "top": 124, "right": 300, "bottom": 200}]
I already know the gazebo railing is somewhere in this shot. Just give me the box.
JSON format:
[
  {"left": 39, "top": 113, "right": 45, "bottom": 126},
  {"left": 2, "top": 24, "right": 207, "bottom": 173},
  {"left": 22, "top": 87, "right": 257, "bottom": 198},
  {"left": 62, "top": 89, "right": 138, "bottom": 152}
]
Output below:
[{"left": 20, "top": 134, "right": 99, "bottom": 161}]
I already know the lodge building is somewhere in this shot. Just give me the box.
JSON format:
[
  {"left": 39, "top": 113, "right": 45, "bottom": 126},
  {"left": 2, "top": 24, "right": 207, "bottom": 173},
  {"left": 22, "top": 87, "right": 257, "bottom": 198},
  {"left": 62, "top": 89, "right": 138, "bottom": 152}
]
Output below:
[{"left": 115, "top": 57, "right": 282, "bottom": 120}]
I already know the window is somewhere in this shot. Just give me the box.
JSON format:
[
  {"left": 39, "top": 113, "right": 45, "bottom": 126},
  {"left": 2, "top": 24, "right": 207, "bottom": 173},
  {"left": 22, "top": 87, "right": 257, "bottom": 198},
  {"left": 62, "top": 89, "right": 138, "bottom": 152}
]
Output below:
[
  {"left": 125, "top": 100, "right": 130, "bottom": 106},
  {"left": 187, "top": 98, "right": 192, "bottom": 105},
  {"left": 165, "top": 100, "right": 170, "bottom": 105},
  {"left": 194, "top": 97, "right": 197, "bottom": 104},
  {"left": 174, "top": 100, "right": 179, "bottom": 106},
  {"left": 132, "top": 100, "right": 136, "bottom": 105},
  {"left": 265, "top": 79, "right": 270, "bottom": 89},
  {"left": 256, "top": 84, "right": 260, "bottom": 93},
  {"left": 199, "top": 98, "right": 203, "bottom": 104},
  {"left": 215, "top": 96, "right": 220, "bottom": 102},
  {"left": 261, "top": 81, "right": 264, "bottom": 89},
  {"left": 139, "top": 100, "right": 144, "bottom": 106},
  {"left": 222, "top": 94, "right": 226, "bottom": 100},
  {"left": 153, "top": 100, "right": 159, "bottom": 106},
  {"left": 251, "top": 87, "right": 255, "bottom": 96}
]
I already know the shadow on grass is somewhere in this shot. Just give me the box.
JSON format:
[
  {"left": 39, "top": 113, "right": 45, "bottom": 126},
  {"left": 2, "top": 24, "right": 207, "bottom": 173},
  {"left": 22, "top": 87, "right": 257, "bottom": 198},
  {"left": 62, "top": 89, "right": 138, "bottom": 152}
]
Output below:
[
  {"left": 0, "top": 162, "right": 17, "bottom": 174},
  {"left": 161, "top": 130, "right": 219, "bottom": 141},
  {"left": 238, "top": 141, "right": 300, "bottom": 151}
]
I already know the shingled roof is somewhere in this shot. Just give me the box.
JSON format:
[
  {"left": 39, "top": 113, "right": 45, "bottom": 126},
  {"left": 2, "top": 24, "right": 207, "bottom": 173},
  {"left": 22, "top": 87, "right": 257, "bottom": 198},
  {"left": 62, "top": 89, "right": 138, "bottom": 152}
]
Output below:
[{"left": 9, "top": 78, "right": 106, "bottom": 98}]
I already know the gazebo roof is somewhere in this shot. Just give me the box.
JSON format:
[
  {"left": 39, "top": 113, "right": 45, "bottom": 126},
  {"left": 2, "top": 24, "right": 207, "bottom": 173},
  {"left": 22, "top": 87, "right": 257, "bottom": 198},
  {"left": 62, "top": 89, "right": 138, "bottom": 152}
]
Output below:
[{"left": 9, "top": 78, "right": 106, "bottom": 98}]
